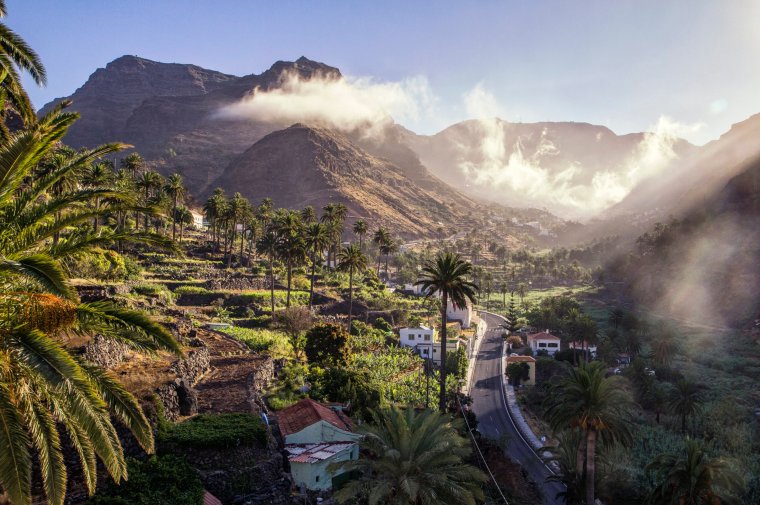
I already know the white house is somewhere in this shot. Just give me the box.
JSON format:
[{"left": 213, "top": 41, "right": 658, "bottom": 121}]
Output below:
[
  {"left": 190, "top": 210, "right": 206, "bottom": 230},
  {"left": 399, "top": 325, "right": 460, "bottom": 366},
  {"left": 399, "top": 325, "right": 436, "bottom": 348},
  {"left": 569, "top": 340, "right": 598, "bottom": 358},
  {"left": 446, "top": 298, "right": 473, "bottom": 328},
  {"left": 415, "top": 338, "right": 460, "bottom": 366},
  {"left": 527, "top": 330, "right": 561, "bottom": 356},
  {"left": 277, "top": 398, "right": 360, "bottom": 491}
]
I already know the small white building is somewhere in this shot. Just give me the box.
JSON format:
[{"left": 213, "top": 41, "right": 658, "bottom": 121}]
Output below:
[
  {"left": 399, "top": 325, "right": 436, "bottom": 348},
  {"left": 277, "top": 398, "right": 360, "bottom": 491},
  {"left": 527, "top": 330, "right": 562, "bottom": 356},
  {"left": 190, "top": 210, "right": 206, "bottom": 230},
  {"left": 446, "top": 298, "right": 473, "bottom": 328},
  {"left": 415, "top": 338, "right": 460, "bottom": 366},
  {"left": 569, "top": 340, "right": 598, "bottom": 358}
]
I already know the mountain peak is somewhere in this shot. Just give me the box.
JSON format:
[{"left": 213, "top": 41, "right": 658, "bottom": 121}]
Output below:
[{"left": 265, "top": 57, "right": 341, "bottom": 81}]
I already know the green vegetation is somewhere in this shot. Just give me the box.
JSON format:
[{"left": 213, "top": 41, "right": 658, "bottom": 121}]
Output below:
[
  {"left": 416, "top": 251, "right": 479, "bottom": 412},
  {"left": 333, "top": 407, "right": 487, "bottom": 505},
  {"left": 159, "top": 413, "right": 267, "bottom": 449},
  {"left": 87, "top": 455, "right": 204, "bottom": 505},
  {"left": 221, "top": 326, "right": 290, "bottom": 356}
]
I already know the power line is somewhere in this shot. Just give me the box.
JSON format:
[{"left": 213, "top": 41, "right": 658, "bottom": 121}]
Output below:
[{"left": 456, "top": 394, "right": 510, "bottom": 505}]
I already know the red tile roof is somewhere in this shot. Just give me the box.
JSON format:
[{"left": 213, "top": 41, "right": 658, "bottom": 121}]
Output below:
[
  {"left": 204, "top": 491, "right": 222, "bottom": 505},
  {"left": 528, "top": 331, "right": 561, "bottom": 341},
  {"left": 277, "top": 398, "right": 354, "bottom": 437}
]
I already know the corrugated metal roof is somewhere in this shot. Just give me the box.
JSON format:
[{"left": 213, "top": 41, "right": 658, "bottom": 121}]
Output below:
[{"left": 286, "top": 442, "right": 355, "bottom": 464}]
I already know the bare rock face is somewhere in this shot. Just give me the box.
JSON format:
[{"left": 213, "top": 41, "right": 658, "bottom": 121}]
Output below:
[
  {"left": 175, "top": 378, "right": 199, "bottom": 416},
  {"left": 84, "top": 334, "right": 129, "bottom": 368},
  {"left": 213, "top": 124, "right": 482, "bottom": 239}
]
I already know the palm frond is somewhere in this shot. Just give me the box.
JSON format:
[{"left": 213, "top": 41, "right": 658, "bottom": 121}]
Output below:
[
  {"left": 77, "top": 360, "right": 155, "bottom": 453},
  {"left": 77, "top": 301, "right": 181, "bottom": 354},
  {"left": 0, "top": 254, "right": 75, "bottom": 299},
  {"left": 0, "top": 381, "right": 32, "bottom": 505}
]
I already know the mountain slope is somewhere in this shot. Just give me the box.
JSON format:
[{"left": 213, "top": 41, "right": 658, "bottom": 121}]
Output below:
[
  {"left": 40, "top": 55, "right": 340, "bottom": 194},
  {"left": 400, "top": 118, "right": 696, "bottom": 217},
  {"left": 212, "top": 124, "right": 483, "bottom": 238}
]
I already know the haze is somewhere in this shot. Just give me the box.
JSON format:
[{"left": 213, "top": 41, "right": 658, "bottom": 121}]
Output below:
[{"left": 15, "top": 0, "right": 760, "bottom": 146}]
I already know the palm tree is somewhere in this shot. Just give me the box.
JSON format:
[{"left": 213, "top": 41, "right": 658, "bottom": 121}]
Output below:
[
  {"left": 0, "top": 0, "right": 46, "bottom": 129},
  {"left": 670, "top": 379, "right": 706, "bottom": 434},
  {"left": 517, "top": 282, "right": 528, "bottom": 306},
  {"left": 333, "top": 407, "right": 487, "bottom": 505},
  {"left": 300, "top": 205, "right": 316, "bottom": 224},
  {"left": 321, "top": 202, "right": 347, "bottom": 268},
  {"left": 353, "top": 219, "right": 368, "bottom": 249},
  {"left": 120, "top": 152, "right": 143, "bottom": 179},
  {"left": 373, "top": 227, "right": 390, "bottom": 277},
  {"left": 646, "top": 438, "right": 744, "bottom": 505},
  {"left": 174, "top": 206, "right": 193, "bottom": 243},
  {"left": 81, "top": 161, "right": 114, "bottom": 233},
  {"left": 164, "top": 173, "right": 185, "bottom": 241},
  {"left": 545, "top": 361, "right": 634, "bottom": 505},
  {"left": 0, "top": 104, "right": 180, "bottom": 505},
  {"left": 382, "top": 238, "right": 399, "bottom": 283},
  {"left": 256, "top": 228, "right": 279, "bottom": 317},
  {"left": 415, "top": 251, "right": 478, "bottom": 412},
  {"left": 337, "top": 244, "right": 367, "bottom": 330},
  {"left": 135, "top": 171, "right": 163, "bottom": 231},
  {"left": 304, "top": 222, "right": 329, "bottom": 308},
  {"left": 226, "top": 192, "right": 249, "bottom": 268},
  {"left": 273, "top": 210, "right": 306, "bottom": 308},
  {"left": 203, "top": 188, "right": 226, "bottom": 251}
]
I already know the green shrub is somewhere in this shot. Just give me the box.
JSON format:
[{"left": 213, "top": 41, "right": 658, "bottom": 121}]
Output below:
[
  {"left": 68, "top": 249, "right": 137, "bottom": 281},
  {"left": 159, "top": 413, "right": 267, "bottom": 449},
  {"left": 174, "top": 285, "right": 211, "bottom": 295},
  {"left": 221, "top": 327, "right": 289, "bottom": 356},
  {"left": 132, "top": 282, "right": 174, "bottom": 304},
  {"left": 87, "top": 455, "right": 203, "bottom": 505}
]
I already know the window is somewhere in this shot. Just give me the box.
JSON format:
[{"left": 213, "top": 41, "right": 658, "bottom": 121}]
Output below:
[
  {"left": 409, "top": 334, "right": 415, "bottom": 340},
  {"left": 538, "top": 342, "right": 547, "bottom": 348},
  {"left": 422, "top": 349, "right": 428, "bottom": 355},
  {"left": 548, "top": 343, "right": 558, "bottom": 348},
  {"left": 424, "top": 334, "right": 431, "bottom": 341},
  {"left": 316, "top": 475, "right": 320, "bottom": 482}
]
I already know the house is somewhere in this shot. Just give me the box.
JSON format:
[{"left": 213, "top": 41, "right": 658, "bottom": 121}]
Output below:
[
  {"left": 190, "top": 210, "right": 206, "bottom": 230},
  {"left": 569, "top": 340, "right": 598, "bottom": 358},
  {"left": 399, "top": 325, "right": 460, "bottom": 366},
  {"left": 277, "top": 398, "right": 360, "bottom": 491},
  {"left": 506, "top": 355, "right": 536, "bottom": 386},
  {"left": 400, "top": 325, "right": 436, "bottom": 348},
  {"left": 527, "top": 330, "right": 561, "bottom": 356},
  {"left": 446, "top": 298, "right": 473, "bottom": 328}
]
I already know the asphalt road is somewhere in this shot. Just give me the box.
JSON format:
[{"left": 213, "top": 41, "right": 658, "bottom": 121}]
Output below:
[{"left": 470, "top": 312, "right": 565, "bottom": 505}]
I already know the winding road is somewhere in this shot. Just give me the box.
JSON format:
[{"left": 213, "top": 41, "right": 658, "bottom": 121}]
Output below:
[{"left": 470, "top": 312, "right": 565, "bottom": 505}]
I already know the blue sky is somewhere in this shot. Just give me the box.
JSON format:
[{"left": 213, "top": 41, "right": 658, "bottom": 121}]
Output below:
[{"left": 11, "top": 0, "right": 760, "bottom": 144}]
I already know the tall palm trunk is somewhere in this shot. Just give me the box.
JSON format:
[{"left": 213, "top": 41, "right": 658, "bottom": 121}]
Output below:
[
  {"left": 172, "top": 195, "right": 178, "bottom": 240},
  {"left": 239, "top": 229, "right": 245, "bottom": 264},
  {"left": 376, "top": 253, "right": 382, "bottom": 276},
  {"left": 179, "top": 221, "right": 184, "bottom": 243},
  {"left": 227, "top": 225, "right": 236, "bottom": 269},
  {"left": 585, "top": 429, "right": 597, "bottom": 505},
  {"left": 286, "top": 258, "right": 293, "bottom": 308},
  {"left": 309, "top": 248, "right": 317, "bottom": 308},
  {"left": 269, "top": 254, "right": 276, "bottom": 316},
  {"left": 439, "top": 291, "right": 448, "bottom": 413},
  {"left": 347, "top": 265, "right": 354, "bottom": 331},
  {"left": 385, "top": 254, "right": 389, "bottom": 282},
  {"left": 576, "top": 435, "right": 586, "bottom": 481}
]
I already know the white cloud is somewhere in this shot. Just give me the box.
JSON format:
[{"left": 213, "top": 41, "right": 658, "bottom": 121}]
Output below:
[
  {"left": 218, "top": 71, "right": 437, "bottom": 137},
  {"left": 457, "top": 92, "right": 702, "bottom": 217}
]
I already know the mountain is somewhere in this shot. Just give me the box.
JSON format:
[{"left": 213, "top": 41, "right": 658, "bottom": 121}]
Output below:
[
  {"left": 40, "top": 55, "right": 341, "bottom": 195},
  {"left": 606, "top": 153, "right": 760, "bottom": 328},
  {"left": 212, "top": 123, "right": 483, "bottom": 238},
  {"left": 399, "top": 118, "right": 697, "bottom": 217}
]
